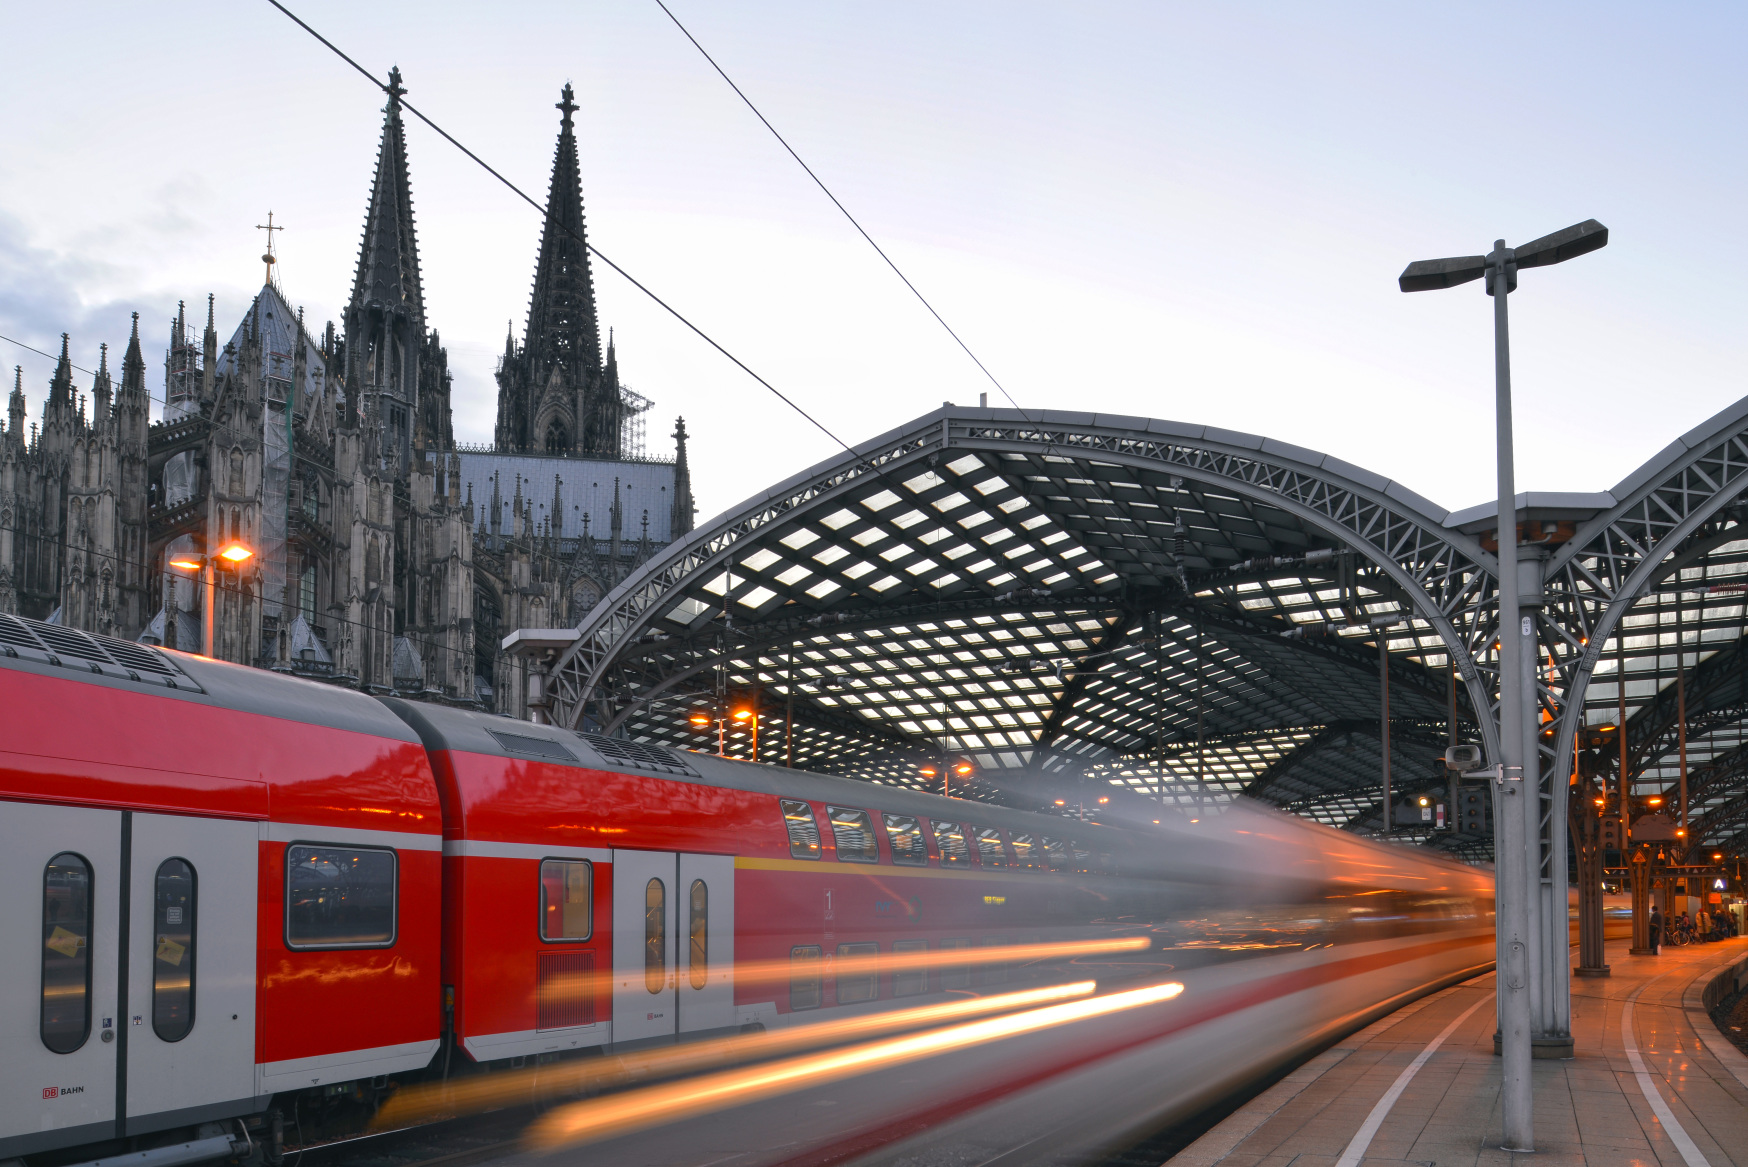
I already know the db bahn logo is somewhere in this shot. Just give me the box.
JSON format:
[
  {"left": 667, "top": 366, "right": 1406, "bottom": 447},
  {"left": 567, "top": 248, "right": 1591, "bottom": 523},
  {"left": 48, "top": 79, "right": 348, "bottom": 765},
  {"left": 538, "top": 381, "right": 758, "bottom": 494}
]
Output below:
[{"left": 43, "top": 1086, "right": 84, "bottom": 1099}]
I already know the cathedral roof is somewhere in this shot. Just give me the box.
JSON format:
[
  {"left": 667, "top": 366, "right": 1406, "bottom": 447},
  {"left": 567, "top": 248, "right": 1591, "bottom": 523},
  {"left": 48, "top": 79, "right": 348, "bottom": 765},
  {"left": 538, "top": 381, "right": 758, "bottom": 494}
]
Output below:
[
  {"left": 213, "top": 283, "right": 330, "bottom": 408},
  {"left": 349, "top": 67, "right": 425, "bottom": 330},
  {"left": 522, "top": 83, "right": 601, "bottom": 379}
]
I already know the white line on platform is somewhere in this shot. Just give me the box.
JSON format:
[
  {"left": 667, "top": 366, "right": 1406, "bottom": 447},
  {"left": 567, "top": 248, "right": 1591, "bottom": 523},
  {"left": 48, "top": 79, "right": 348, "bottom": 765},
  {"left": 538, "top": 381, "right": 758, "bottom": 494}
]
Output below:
[
  {"left": 1332, "top": 992, "right": 1490, "bottom": 1167},
  {"left": 1622, "top": 983, "right": 1714, "bottom": 1167}
]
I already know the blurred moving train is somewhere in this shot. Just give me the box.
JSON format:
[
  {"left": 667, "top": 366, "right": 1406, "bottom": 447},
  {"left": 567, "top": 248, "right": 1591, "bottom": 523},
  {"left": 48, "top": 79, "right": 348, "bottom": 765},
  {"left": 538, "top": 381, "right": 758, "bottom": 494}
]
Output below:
[{"left": 1, "top": 612, "right": 1501, "bottom": 1167}]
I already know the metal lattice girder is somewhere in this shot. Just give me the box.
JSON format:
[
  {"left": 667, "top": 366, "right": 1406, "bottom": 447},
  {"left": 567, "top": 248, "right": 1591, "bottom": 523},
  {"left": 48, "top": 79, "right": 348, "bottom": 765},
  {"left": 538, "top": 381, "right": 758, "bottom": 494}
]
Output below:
[{"left": 543, "top": 407, "right": 1504, "bottom": 799}]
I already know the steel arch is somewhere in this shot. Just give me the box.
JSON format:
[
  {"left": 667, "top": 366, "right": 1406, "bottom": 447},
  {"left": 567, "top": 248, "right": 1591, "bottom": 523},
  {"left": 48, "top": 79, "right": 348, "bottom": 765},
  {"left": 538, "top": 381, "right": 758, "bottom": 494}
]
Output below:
[{"left": 543, "top": 407, "right": 1504, "bottom": 756}]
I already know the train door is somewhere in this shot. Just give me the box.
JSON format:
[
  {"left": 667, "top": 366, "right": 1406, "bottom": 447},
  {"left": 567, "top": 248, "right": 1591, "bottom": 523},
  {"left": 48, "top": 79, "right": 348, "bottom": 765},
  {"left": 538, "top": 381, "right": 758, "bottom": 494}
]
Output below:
[
  {"left": 611, "top": 850, "right": 679, "bottom": 1044},
  {"left": 0, "top": 800, "right": 122, "bottom": 1158},
  {"left": 676, "top": 853, "right": 734, "bottom": 1034},
  {"left": 122, "top": 814, "right": 258, "bottom": 1134}
]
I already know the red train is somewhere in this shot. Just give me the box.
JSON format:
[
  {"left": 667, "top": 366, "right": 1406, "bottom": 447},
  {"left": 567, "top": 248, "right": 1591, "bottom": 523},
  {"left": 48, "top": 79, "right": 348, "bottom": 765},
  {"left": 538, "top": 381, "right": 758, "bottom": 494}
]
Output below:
[{"left": 0, "top": 613, "right": 1496, "bottom": 1167}]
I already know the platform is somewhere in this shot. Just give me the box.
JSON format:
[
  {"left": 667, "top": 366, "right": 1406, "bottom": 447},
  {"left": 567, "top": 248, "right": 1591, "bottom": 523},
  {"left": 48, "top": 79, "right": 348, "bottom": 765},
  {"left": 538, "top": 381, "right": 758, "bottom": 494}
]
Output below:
[{"left": 1172, "top": 938, "right": 1748, "bottom": 1167}]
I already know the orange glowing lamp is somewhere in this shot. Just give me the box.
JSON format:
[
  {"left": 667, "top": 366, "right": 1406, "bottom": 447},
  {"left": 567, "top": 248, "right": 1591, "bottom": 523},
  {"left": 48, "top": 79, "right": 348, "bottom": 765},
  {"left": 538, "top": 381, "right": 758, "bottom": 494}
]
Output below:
[
  {"left": 919, "top": 766, "right": 937, "bottom": 778},
  {"left": 1097, "top": 796, "right": 1109, "bottom": 804},
  {"left": 687, "top": 711, "right": 712, "bottom": 728},
  {"left": 1594, "top": 797, "right": 1605, "bottom": 807},
  {"left": 954, "top": 762, "right": 973, "bottom": 776},
  {"left": 1053, "top": 799, "right": 1066, "bottom": 806},
  {"left": 218, "top": 541, "right": 253, "bottom": 564},
  {"left": 1677, "top": 828, "right": 1687, "bottom": 837},
  {"left": 168, "top": 556, "right": 202, "bottom": 571},
  {"left": 731, "top": 707, "right": 754, "bottom": 721}
]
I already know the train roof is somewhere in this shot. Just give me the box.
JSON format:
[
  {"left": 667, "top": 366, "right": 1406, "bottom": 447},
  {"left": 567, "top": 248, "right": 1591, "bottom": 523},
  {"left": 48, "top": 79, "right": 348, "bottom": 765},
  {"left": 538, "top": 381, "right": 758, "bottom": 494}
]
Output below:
[
  {"left": 0, "top": 613, "right": 421, "bottom": 744},
  {"left": 380, "top": 698, "right": 1127, "bottom": 842}
]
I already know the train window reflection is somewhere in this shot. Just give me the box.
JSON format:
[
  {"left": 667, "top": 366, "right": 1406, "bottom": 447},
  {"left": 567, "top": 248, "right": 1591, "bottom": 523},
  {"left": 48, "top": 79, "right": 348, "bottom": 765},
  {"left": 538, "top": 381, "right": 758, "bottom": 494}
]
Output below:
[
  {"left": 827, "top": 806, "right": 878, "bottom": 863},
  {"left": 789, "top": 945, "right": 823, "bottom": 1010},
  {"left": 891, "top": 939, "right": 927, "bottom": 996},
  {"left": 939, "top": 937, "right": 972, "bottom": 988},
  {"left": 152, "top": 858, "right": 196, "bottom": 1042},
  {"left": 974, "top": 827, "right": 1008, "bottom": 867},
  {"left": 644, "top": 878, "right": 667, "bottom": 993},
  {"left": 285, "top": 845, "right": 396, "bottom": 949},
  {"left": 1042, "top": 836, "right": 1068, "bottom": 872},
  {"left": 836, "top": 942, "right": 879, "bottom": 1003},
  {"left": 688, "top": 879, "right": 707, "bottom": 989},
  {"left": 41, "top": 851, "right": 92, "bottom": 1054},
  {"left": 1070, "top": 842, "right": 1092, "bottom": 873},
  {"left": 780, "top": 800, "right": 821, "bottom": 860},
  {"left": 931, "top": 821, "right": 971, "bottom": 866},
  {"left": 883, "top": 815, "right": 928, "bottom": 866},
  {"left": 1010, "top": 833, "right": 1043, "bottom": 870},
  {"left": 539, "top": 859, "right": 592, "bottom": 941}
]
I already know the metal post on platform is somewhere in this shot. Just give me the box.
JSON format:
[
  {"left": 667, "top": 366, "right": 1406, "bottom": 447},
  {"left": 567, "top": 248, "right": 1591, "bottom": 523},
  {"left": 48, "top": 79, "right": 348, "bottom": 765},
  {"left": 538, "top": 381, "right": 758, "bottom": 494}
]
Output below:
[
  {"left": 1399, "top": 219, "right": 1609, "bottom": 1154},
  {"left": 1380, "top": 630, "right": 1392, "bottom": 837}
]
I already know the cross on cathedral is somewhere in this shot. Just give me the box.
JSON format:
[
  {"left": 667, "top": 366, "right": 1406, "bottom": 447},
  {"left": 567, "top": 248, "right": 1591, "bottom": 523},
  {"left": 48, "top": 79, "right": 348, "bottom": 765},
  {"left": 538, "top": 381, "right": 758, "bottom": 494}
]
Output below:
[
  {"left": 256, "top": 212, "right": 282, "bottom": 286},
  {"left": 557, "top": 82, "right": 577, "bottom": 126}
]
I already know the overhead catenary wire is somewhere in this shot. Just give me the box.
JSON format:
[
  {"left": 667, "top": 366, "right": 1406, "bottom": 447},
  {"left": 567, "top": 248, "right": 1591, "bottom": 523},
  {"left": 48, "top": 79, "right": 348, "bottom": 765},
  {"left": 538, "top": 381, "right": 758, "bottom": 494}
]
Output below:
[{"left": 653, "top": 1, "right": 1035, "bottom": 428}]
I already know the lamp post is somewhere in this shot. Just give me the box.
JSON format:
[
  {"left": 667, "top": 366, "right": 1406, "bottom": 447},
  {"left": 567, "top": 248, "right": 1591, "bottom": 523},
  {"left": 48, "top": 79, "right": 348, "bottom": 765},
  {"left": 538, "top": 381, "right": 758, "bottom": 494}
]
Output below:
[
  {"left": 168, "top": 540, "right": 255, "bottom": 658},
  {"left": 1400, "top": 218, "right": 1608, "bottom": 1153}
]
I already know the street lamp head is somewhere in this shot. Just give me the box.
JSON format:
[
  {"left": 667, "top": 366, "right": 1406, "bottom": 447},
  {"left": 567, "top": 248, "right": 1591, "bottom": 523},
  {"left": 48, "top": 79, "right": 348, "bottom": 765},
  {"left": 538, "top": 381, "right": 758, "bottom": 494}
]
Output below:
[
  {"left": 731, "top": 707, "right": 753, "bottom": 721},
  {"left": 687, "top": 710, "right": 712, "bottom": 728},
  {"left": 1512, "top": 219, "right": 1608, "bottom": 270},
  {"left": 168, "top": 557, "right": 202, "bottom": 571},
  {"left": 1399, "top": 220, "right": 1607, "bottom": 295},
  {"left": 218, "top": 541, "right": 253, "bottom": 564}
]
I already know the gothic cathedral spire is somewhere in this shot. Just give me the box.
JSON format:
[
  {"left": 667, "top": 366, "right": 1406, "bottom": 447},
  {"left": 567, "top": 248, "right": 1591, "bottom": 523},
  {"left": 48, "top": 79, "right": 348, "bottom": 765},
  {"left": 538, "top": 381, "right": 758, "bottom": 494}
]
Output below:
[
  {"left": 494, "top": 83, "right": 620, "bottom": 459},
  {"left": 343, "top": 66, "right": 445, "bottom": 470}
]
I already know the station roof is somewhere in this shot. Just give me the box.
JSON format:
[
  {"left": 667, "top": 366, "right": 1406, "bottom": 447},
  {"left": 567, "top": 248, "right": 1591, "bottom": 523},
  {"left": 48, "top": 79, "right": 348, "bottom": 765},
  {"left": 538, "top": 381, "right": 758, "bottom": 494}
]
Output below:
[{"left": 544, "top": 402, "right": 1748, "bottom": 862}]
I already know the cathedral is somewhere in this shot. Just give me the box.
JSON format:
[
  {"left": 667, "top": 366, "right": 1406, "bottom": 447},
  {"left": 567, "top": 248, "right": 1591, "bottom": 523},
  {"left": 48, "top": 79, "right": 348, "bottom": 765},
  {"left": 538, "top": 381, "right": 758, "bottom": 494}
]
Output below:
[{"left": 0, "top": 71, "right": 695, "bottom": 716}]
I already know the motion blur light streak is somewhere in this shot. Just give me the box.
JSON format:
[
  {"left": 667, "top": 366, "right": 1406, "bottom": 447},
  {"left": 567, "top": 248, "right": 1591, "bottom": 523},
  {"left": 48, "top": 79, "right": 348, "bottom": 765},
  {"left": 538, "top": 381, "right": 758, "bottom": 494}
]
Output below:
[
  {"left": 387, "top": 937, "right": 1149, "bottom": 1029},
  {"left": 523, "top": 980, "right": 1185, "bottom": 1151},
  {"left": 373, "top": 981, "right": 1098, "bottom": 1128}
]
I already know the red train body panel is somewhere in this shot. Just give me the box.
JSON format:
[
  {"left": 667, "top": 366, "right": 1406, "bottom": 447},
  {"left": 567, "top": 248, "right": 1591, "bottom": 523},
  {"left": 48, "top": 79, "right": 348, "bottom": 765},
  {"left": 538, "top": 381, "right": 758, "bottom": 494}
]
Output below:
[{"left": 1, "top": 615, "right": 1497, "bottom": 1167}]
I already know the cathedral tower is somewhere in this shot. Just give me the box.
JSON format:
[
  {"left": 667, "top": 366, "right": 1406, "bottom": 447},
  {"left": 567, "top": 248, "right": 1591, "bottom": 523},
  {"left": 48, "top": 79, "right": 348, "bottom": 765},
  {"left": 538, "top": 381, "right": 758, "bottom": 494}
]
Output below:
[{"left": 494, "top": 84, "right": 623, "bottom": 458}]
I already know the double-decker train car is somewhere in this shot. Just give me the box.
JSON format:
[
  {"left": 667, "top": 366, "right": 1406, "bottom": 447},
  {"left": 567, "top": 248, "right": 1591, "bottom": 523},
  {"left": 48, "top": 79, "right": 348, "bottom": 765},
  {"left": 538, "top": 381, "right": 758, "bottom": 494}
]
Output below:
[{"left": 0, "top": 613, "right": 1496, "bottom": 1167}]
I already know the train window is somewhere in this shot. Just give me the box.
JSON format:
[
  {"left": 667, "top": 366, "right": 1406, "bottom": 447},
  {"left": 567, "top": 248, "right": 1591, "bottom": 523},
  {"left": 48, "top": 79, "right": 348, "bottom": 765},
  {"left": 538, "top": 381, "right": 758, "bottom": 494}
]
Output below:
[
  {"left": 891, "top": 939, "right": 928, "bottom": 997},
  {"left": 1010, "top": 833, "right": 1043, "bottom": 870},
  {"left": 931, "top": 821, "right": 971, "bottom": 866},
  {"left": 977, "top": 936, "right": 1007, "bottom": 986},
  {"left": 152, "top": 858, "right": 196, "bottom": 1042},
  {"left": 644, "top": 878, "right": 667, "bottom": 993},
  {"left": 780, "top": 800, "right": 822, "bottom": 860},
  {"left": 41, "top": 852, "right": 92, "bottom": 1054},
  {"left": 1095, "top": 853, "right": 1115, "bottom": 877},
  {"left": 539, "top": 859, "right": 592, "bottom": 941},
  {"left": 974, "top": 828, "right": 1009, "bottom": 868},
  {"left": 939, "top": 938, "right": 972, "bottom": 989},
  {"left": 836, "top": 942, "right": 880, "bottom": 1004},
  {"left": 789, "top": 945, "right": 823, "bottom": 1010},
  {"left": 883, "top": 815, "right": 928, "bottom": 866},
  {"left": 688, "top": 879, "right": 708, "bottom": 990},
  {"left": 1042, "top": 837, "right": 1068, "bottom": 872},
  {"left": 827, "top": 806, "right": 878, "bottom": 863},
  {"left": 285, "top": 845, "right": 397, "bottom": 948},
  {"left": 1070, "top": 842, "right": 1092, "bottom": 874}
]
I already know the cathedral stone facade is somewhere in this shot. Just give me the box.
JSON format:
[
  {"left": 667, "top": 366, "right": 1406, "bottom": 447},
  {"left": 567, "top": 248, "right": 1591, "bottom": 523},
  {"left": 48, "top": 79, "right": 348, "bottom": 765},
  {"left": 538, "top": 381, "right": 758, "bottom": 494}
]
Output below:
[{"left": 0, "top": 71, "right": 694, "bottom": 716}]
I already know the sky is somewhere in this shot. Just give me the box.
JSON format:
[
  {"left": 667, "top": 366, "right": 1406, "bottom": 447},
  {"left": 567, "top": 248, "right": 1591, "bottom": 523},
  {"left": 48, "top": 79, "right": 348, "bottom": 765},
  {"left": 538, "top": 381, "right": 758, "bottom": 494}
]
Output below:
[{"left": 1, "top": 2, "right": 1744, "bottom": 527}]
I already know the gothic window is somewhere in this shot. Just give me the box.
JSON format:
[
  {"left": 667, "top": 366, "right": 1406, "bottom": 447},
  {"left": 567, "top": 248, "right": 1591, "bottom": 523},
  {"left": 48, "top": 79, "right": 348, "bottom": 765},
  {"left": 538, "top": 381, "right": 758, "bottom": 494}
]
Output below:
[
  {"left": 229, "top": 448, "right": 244, "bottom": 495},
  {"left": 545, "top": 421, "right": 568, "bottom": 454},
  {"left": 300, "top": 556, "right": 316, "bottom": 616},
  {"left": 231, "top": 507, "right": 242, "bottom": 542},
  {"left": 302, "top": 476, "right": 319, "bottom": 522},
  {"left": 365, "top": 538, "right": 381, "bottom": 588}
]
